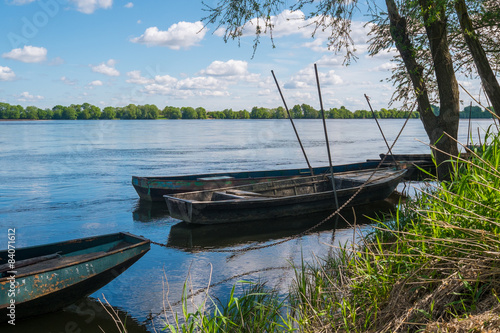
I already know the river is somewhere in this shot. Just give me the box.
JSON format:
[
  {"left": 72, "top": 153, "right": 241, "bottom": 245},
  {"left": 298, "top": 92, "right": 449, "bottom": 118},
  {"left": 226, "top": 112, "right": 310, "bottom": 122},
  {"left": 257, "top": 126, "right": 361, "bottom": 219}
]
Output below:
[{"left": 0, "top": 118, "right": 495, "bottom": 332}]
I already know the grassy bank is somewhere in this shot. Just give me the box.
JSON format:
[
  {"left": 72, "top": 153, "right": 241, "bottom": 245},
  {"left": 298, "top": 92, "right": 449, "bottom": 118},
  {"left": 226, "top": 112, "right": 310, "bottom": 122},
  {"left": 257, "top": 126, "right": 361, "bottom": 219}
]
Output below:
[{"left": 163, "top": 128, "right": 500, "bottom": 332}]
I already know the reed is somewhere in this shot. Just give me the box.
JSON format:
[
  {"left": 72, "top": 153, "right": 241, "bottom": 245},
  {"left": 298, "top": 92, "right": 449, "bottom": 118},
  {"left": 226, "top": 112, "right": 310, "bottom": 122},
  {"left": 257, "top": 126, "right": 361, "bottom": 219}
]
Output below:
[
  {"left": 289, "top": 126, "right": 500, "bottom": 332},
  {"left": 163, "top": 127, "right": 500, "bottom": 332},
  {"left": 164, "top": 280, "right": 294, "bottom": 333}
]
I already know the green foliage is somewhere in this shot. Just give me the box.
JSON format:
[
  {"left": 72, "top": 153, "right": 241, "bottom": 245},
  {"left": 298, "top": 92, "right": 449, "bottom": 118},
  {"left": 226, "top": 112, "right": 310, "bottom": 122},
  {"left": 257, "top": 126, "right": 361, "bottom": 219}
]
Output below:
[
  {"left": 164, "top": 281, "right": 293, "bottom": 333},
  {"left": 0, "top": 102, "right": 433, "bottom": 121},
  {"left": 101, "top": 106, "right": 116, "bottom": 119},
  {"left": 163, "top": 106, "right": 182, "bottom": 119},
  {"left": 250, "top": 106, "right": 271, "bottom": 119},
  {"left": 181, "top": 107, "right": 198, "bottom": 119},
  {"left": 196, "top": 107, "right": 207, "bottom": 119}
]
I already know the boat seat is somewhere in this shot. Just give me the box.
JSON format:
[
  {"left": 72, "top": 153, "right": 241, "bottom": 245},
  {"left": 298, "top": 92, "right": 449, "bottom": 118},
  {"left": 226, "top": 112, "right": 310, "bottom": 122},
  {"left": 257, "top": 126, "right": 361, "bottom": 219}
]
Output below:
[
  {"left": 12, "top": 251, "right": 107, "bottom": 276},
  {"left": 225, "top": 189, "right": 266, "bottom": 197},
  {"left": 212, "top": 192, "right": 249, "bottom": 201}
]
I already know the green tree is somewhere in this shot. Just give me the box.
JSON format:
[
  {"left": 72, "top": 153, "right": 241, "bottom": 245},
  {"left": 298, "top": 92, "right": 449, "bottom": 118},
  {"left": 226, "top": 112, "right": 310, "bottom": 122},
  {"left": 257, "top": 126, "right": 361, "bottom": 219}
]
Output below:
[
  {"left": 291, "top": 105, "right": 303, "bottom": 119},
  {"left": 250, "top": 107, "right": 271, "bottom": 119},
  {"left": 301, "top": 104, "right": 319, "bottom": 119},
  {"left": 163, "top": 106, "right": 182, "bottom": 119},
  {"left": 273, "top": 106, "right": 286, "bottom": 119},
  {"left": 101, "top": 106, "right": 116, "bottom": 119},
  {"left": 238, "top": 110, "right": 250, "bottom": 119},
  {"left": 62, "top": 107, "right": 77, "bottom": 120},
  {"left": 181, "top": 107, "right": 198, "bottom": 119},
  {"left": 122, "top": 104, "right": 138, "bottom": 119},
  {"left": 38, "top": 108, "right": 51, "bottom": 120},
  {"left": 139, "top": 104, "right": 160, "bottom": 119},
  {"left": 196, "top": 107, "right": 207, "bottom": 119},
  {"left": 353, "top": 110, "right": 371, "bottom": 119}
]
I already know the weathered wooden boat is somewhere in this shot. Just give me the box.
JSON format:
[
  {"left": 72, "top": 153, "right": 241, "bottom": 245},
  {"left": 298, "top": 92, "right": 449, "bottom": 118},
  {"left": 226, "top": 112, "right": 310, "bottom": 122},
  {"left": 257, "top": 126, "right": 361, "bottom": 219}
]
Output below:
[
  {"left": 0, "top": 232, "right": 150, "bottom": 322},
  {"left": 164, "top": 168, "right": 407, "bottom": 225},
  {"left": 132, "top": 160, "right": 388, "bottom": 201}
]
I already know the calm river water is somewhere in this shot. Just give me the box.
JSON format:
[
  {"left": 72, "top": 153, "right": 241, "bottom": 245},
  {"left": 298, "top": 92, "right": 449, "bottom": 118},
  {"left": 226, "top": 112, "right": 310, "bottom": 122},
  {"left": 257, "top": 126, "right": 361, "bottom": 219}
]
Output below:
[{"left": 0, "top": 118, "right": 495, "bottom": 332}]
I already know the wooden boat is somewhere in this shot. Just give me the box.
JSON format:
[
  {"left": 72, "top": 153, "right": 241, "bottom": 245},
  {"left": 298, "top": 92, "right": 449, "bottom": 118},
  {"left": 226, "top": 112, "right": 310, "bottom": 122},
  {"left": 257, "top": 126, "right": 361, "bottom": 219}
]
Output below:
[
  {"left": 132, "top": 160, "right": 388, "bottom": 201},
  {"left": 164, "top": 168, "right": 407, "bottom": 225},
  {"left": 0, "top": 232, "right": 150, "bottom": 322}
]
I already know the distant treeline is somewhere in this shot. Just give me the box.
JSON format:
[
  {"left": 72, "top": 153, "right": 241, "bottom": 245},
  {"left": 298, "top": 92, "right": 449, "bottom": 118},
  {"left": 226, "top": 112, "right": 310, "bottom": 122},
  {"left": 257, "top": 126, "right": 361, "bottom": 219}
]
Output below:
[{"left": 0, "top": 102, "right": 494, "bottom": 120}]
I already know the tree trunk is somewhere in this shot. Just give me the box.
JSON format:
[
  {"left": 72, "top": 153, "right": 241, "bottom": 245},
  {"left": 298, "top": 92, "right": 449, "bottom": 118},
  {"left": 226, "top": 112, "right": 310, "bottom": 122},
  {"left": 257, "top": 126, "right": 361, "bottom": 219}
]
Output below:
[
  {"left": 455, "top": 0, "right": 500, "bottom": 117},
  {"left": 419, "top": 0, "right": 460, "bottom": 179},
  {"left": 385, "top": 0, "right": 459, "bottom": 179}
]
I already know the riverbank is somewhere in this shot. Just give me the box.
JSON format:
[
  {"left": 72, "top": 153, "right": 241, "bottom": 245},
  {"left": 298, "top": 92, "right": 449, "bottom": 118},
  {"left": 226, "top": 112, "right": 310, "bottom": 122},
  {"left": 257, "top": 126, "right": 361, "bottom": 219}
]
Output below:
[{"left": 164, "top": 128, "right": 500, "bottom": 332}]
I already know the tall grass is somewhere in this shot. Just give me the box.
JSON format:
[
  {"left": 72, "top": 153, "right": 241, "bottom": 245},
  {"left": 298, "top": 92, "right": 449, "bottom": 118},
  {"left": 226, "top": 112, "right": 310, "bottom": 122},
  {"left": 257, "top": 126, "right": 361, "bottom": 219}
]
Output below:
[
  {"left": 163, "top": 128, "right": 500, "bottom": 332},
  {"left": 164, "top": 280, "right": 294, "bottom": 333}
]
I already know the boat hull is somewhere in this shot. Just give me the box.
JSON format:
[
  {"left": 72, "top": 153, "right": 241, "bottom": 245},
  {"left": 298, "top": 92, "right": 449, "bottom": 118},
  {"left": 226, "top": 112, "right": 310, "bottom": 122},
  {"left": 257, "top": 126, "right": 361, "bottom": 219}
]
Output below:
[
  {"left": 132, "top": 161, "right": 386, "bottom": 201},
  {"left": 165, "top": 169, "right": 406, "bottom": 225},
  {"left": 0, "top": 232, "right": 150, "bottom": 322}
]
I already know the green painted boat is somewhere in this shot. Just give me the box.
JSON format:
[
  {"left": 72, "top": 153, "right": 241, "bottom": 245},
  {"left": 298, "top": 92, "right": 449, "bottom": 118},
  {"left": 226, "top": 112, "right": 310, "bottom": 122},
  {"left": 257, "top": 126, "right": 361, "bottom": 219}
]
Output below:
[
  {"left": 0, "top": 232, "right": 150, "bottom": 323},
  {"left": 132, "top": 160, "right": 389, "bottom": 201}
]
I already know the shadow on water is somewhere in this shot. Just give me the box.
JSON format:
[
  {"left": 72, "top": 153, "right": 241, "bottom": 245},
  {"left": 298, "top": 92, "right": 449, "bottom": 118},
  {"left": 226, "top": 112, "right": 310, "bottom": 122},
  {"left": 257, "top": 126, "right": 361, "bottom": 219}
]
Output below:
[
  {"left": 164, "top": 198, "right": 399, "bottom": 252},
  {"left": 132, "top": 200, "right": 171, "bottom": 223},
  {"left": 1, "top": 297, "right": 148, "bottom": 333}
]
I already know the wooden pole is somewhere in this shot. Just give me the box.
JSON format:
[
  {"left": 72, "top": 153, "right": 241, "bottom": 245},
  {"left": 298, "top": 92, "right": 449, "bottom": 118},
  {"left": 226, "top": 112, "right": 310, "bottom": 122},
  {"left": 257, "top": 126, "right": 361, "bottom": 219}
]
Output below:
[
  {"left": 271, "top": 70, "right": 314, "bottom": 175},
  {"left": 314, "top": 64, "right": 339, "bottom": 210},
  {"left": 467, "top": 101, "right": 472, "bottom": 148},
  {"left": 364, "top": 94, "right": 397, "bottom": 164}
]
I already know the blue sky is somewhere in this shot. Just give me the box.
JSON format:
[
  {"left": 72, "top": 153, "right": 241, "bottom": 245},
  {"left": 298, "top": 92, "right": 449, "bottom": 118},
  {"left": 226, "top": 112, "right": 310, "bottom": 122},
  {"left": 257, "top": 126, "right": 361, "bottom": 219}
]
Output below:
[{"left": 0, "top": 0, "right": 481, "bottom": 111}]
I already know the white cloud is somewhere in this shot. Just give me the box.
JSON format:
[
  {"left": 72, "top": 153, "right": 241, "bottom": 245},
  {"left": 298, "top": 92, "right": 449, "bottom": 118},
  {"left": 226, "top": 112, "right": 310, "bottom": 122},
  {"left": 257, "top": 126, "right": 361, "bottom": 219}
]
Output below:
[
  {"left": 316, "top": 55, "right": 343, "bottom": 67},
  {"left": 17, "top": 91, "right": 44, "bottom": 102},
  {"left": 154, "top": 74, "right": 177, "bottom": 85},
  {"left": 367, "top": 47, "right": 399, "bottom": 60},
  {"left": 301, "top": 39, "right": 329, "bottom": 53},
  {"left": 61, "top": 76, "right": 77, "bottom": 85},
  {"left": 127, "top": 60, "right": 261, "bottom": 99},
  {"left": 70, "top": 0, "right": 112, "bottom": 14},
  {"left": 2, "top": 46, "right": 47, "bottom": 63},
  {"left": 131, "top": 21, "right": 207, "bottom": 50},
  {"left": 199, "top": 60, "right": 248, "bottom": 76},
  {"left": 241, "top": 10, "right": 315, "bottom": 39},
  {"left": 369, "top": 62, "right": 396, "bottom": 72},
  {"left": 90, "top": 59, "right": 120, "bottom": 76},
  {"left": 284, "top": 67, "right": 343, "bottom": 89},
  {"left": 89, "top": 80, "right": 103, "bottom": 86},
  {"left": 177, "top": 76, "right": 220, "bottom": 90},
  {"left": 0, "top": 66, "right": 16, "bottom": 81},
  {"left": 124, "top": 2, "right": 133, "bottom": 8},
  {"left": 126, "top": 70, "right": 154, "bottom": 84}
]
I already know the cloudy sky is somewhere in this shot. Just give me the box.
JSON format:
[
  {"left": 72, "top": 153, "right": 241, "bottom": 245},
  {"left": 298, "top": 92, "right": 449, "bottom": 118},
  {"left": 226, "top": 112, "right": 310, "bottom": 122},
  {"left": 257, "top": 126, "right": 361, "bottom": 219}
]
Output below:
[{"left": 0, "top": 0, "right": 481, "bottom": 111}]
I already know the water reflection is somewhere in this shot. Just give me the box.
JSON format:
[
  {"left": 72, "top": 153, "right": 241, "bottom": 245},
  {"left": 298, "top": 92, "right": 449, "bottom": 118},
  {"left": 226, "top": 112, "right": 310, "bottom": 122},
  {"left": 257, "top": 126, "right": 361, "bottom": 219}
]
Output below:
[
  {"left": 132, "top": 200, "right": 170, "bottom": 223},
  {"left": 133, "top": 197, "right": 399, "bottom": 252},
  {"left": 0, "top": 297, "right": 148, "bottom": 333}
]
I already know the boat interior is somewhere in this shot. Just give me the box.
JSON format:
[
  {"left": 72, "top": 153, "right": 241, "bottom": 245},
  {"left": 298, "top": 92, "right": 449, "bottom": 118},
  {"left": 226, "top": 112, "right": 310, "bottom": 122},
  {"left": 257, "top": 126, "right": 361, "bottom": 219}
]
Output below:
[
  {"left": 0, "top": 239, "right": 133, "bottom": 278},
  {"left": 170, "top": 168, "right": 396, "bottom": 202}
]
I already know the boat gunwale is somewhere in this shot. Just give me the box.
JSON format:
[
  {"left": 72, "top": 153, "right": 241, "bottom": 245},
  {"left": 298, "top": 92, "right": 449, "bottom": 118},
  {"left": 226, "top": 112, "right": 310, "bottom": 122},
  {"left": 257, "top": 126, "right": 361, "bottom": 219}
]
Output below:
[
  {"left": 132, "top": 161, "right": 387, "bottom": 183},
  {"left": 0, "top": 232, "right": 150, "bottom": 281},
  {"left": 164, "top": 168, "right": 406, "bottom": 204}
]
